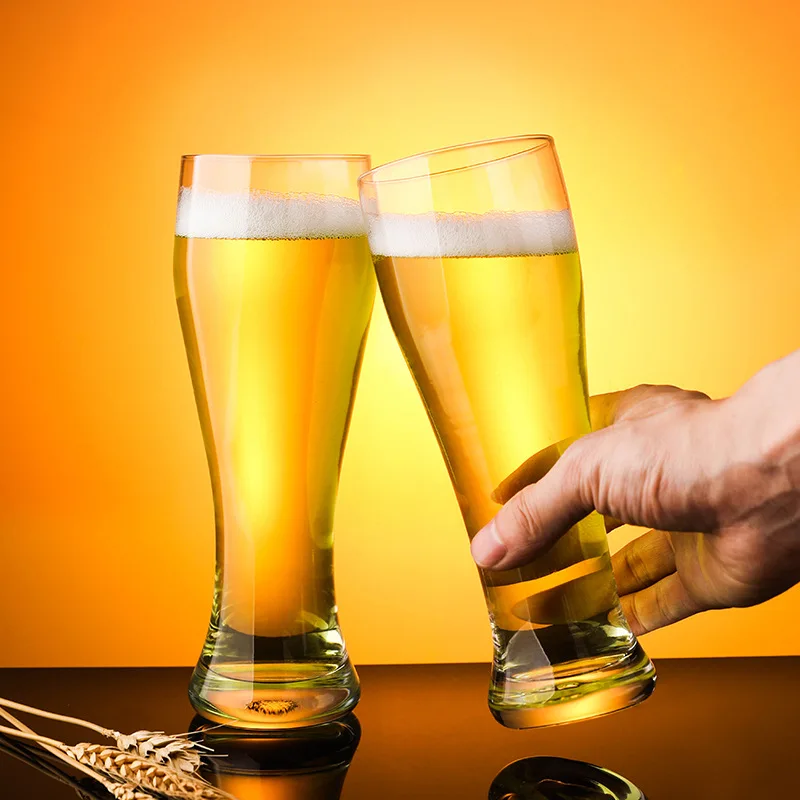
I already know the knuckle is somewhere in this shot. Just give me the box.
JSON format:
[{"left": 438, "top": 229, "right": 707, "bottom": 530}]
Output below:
[
  {"left": 632, "top": 383, "right": 678, "bottom": 400},
  {"left": 654, "top": 581, "right": 675, "bottom": 626},
  {"left": 560, "top": 433, "right": 599, "bottom": 499},
  {"left": 624, "top": 545, "right": 652, "bottom": 587},
  {"left": 713, "top": 533, "right": 776, "bottom": 607},
  {"left": 625, "top": 593, "right": 646, "bottom": 634},
  {"left": 628, "top": 384, "right": 710, "bottom": 419}
]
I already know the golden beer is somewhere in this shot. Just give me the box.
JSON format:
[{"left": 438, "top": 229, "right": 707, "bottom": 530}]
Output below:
[
  {"left": 367, "top": 201, "right": 655, "bottom": 727},
  {"left": 176, "top": 181, "right": 374, "bottom": 728}
]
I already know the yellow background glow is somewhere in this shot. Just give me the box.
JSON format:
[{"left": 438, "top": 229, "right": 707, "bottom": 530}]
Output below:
[{"left": 1, "top": 0, "right": 799, "bottom": 666}]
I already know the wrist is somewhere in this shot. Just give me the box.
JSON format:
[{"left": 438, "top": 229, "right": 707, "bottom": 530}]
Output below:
[{"left": 729, "top": 353, "right": 800, "bottom": 473}]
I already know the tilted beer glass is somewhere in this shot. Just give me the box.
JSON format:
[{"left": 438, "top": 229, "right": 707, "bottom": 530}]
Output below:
[
  {"left": 175, "top": 154, "right": 375, "bottom": 728},
  {"left": 359, "top": 136, "right": 655, "bottom": 728}
]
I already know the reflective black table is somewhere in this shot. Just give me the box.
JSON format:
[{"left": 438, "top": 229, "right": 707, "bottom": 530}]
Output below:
[{"left": 1, "top": 659, "right": 797, "bottom": 799}]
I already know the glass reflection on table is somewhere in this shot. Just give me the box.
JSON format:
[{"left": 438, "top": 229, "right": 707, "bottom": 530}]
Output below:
[
  {"left": 489, "top": 756, "right": 645, "bottom": 800},
  {"left": 189, "top": 714, "right": 360, "bottom": 800}
]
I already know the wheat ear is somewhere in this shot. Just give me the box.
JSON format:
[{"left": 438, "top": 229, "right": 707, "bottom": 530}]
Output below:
[
  {"left": 0, "top": 696, "right": 209, "bottom": 774},
  {"left": 0, "top": 705, "right": 234, "bottom": 800},
  {"left": 64, "top": 742, "right": 235, "bottom": 799},
  {"left": 0, "top": 725, "right": 232, "bottom": 800}
]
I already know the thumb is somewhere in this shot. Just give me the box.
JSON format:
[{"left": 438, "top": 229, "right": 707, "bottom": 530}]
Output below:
[{"left": 471, "top": 433, "right": 605, "bottom": 571}]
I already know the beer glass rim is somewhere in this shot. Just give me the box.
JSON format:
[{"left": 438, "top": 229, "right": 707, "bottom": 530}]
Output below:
[
  {"left": 358, "top": 134, "right": 553, "bottom": 186},
  {"left": 180, "top": 153, "right": 370, "bottom": 162}
]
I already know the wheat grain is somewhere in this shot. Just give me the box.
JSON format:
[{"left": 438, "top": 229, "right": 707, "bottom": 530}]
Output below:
[
  {"left": 66, "top": 743, "right": 233, "bottom": 799},
  {"left": 114, "top": 731, "right": 206, "bottom": 774},
  {"left": 94, "top": 776, "right": 152, "bottom": 800}
]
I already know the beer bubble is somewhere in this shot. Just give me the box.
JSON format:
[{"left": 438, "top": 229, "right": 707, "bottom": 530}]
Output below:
[
  {"left": 175, "top": 188, "right": 365, "bottom": 239},
  {"left": 366, "top": 210, "right": 577, "bottom": 258}
]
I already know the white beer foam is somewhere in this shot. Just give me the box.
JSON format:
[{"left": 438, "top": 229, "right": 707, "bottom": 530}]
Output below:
[
  {"left": 175, "top": 188, "right": 365, "bottom": 239},
  {"left": 366, "top": 209, "right": 576, "bottom": 257}
]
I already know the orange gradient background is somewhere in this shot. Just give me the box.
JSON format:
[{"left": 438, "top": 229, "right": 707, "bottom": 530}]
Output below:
[{"left": 1, "top": 0, "right": 799, "bottom": 667}]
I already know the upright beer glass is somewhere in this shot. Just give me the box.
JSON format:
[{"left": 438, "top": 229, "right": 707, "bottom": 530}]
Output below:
[
  {"left": 359, "top": 136, "right": 655, "bottom": 728},
  {"left": 175, "top": 154, "right": 375, "bottom": 728}
]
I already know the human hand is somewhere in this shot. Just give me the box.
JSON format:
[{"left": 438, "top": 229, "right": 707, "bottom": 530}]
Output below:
[{"left": 470, "top": 352, "right": 800, "bottom": 634}]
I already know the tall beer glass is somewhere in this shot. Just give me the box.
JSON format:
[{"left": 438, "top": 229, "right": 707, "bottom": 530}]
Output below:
[
  {"left": 359, "top": 136, "right": 655, "bottom": 728},
  {"left": 175, "top": 154, "right": 375, "bottom": 728}
]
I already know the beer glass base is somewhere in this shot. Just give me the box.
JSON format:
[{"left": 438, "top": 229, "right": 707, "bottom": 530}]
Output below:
[
  {"left": 189, "top": 659, "right": 360, "bottom": 730},
  {"left": 489, "top": 641, "right": 656, "bottom": 729}
]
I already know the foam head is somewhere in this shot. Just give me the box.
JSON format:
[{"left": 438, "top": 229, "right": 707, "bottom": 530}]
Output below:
[
  {"left": 175, "top": 188, "right": 365, "bottom": 239},
  {"left": 365, "top": 210, "right": 577, "bottom": 258}
]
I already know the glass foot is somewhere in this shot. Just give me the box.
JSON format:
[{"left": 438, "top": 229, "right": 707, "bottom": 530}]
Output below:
[
  {"left": 489, "top": 641, "right": 656, "bottom": 729},
  {"left": 189, "top": 659, "right": 360, "bottom": 730}
]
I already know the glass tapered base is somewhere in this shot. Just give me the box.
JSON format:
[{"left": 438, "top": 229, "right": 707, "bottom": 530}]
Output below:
[
  {"left": 189, "top": 658, "right": 360, "bottom": 730},
  {"left": 489, "top": 640, "right": 656, "bottom": 729},
  {"left": 189, "top": 624, "right": 360, "bottom": 729}
]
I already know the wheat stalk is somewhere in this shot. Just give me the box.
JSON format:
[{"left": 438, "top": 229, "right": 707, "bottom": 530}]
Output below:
[
  {"left": 0, "top": 722, "right": 151, "bottom": 798},
  {"left": 0, "top": 730, "right": 114, "bottom": 800},
  {"left": 0, "top": 733, "right": 149, "bottom": 800},
  {"left": 0, "top": 705, "right": 102, "bottom": 782},
  {"left": 0, "top": 696, "right": 209, "bottom": 774}
]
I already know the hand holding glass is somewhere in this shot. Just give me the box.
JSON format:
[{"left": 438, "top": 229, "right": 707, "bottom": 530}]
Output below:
[{"left": 358, "top": 136, "right": 656, "bottom": 728}]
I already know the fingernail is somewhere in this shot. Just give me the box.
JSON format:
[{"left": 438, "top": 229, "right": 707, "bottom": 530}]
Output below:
[{"left": 471, "top": 520, "right": 507, "bottom": 568}]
